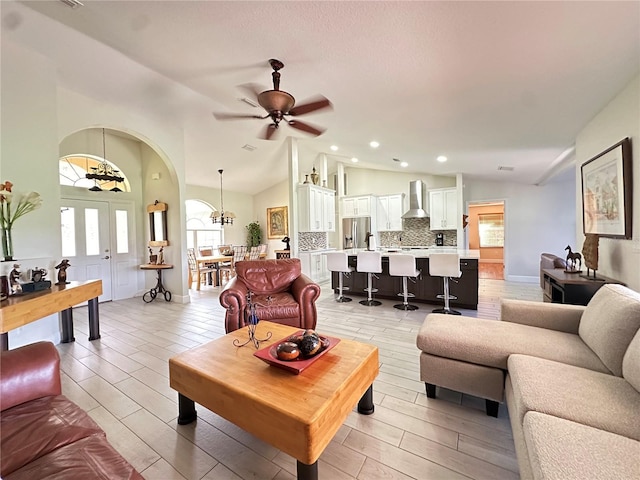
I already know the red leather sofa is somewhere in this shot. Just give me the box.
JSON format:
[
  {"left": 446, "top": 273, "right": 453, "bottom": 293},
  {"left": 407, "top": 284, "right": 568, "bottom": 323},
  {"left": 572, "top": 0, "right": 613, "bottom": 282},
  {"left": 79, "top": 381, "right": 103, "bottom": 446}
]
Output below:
[
  {"left": 219, "top": 258, "right": 320, "bottom": 333},
  {"left": 0, "top": 341, "right": 143, "bottom": 480}
]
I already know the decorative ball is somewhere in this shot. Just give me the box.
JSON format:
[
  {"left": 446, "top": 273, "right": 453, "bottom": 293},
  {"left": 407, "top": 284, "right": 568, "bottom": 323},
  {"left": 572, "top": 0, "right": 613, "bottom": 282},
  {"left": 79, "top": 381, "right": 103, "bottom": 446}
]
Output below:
[{"left": 276, "top": 341, "right": 300, "bottom": 361}]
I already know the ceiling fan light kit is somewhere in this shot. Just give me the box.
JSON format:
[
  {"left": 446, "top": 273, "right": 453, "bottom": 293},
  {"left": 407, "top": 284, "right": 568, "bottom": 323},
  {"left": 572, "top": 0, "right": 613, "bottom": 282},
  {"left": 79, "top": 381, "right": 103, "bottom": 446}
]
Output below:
[{"left": 213, "top": 59, "right": 333, "bottom": 140}]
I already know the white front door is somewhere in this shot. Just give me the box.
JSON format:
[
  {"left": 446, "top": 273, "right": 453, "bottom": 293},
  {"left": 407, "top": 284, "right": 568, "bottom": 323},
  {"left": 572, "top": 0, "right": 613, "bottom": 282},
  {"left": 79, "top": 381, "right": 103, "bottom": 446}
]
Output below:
[{"left": 60, "top": 198, "right": 138, "bottom": 302}]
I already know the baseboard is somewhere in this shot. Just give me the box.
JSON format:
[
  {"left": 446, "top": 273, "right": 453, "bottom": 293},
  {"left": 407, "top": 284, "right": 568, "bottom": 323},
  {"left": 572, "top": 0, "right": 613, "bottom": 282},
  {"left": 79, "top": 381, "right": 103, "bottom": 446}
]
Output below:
[{"left": 505, "top": 275, "right": 538, "bottom": 283}]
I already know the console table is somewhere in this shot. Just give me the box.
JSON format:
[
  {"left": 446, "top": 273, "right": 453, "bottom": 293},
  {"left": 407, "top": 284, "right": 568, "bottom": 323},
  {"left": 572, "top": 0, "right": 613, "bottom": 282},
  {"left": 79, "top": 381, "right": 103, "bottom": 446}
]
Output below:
[
  {"left": 0, "top": 279, "right": 103, "bottom": 350},
  {"left": 542, "top": 268, "right": 624, "bottom": 306},
  {"left": 140, "top": 264, "right": 173, "bottom": 303}
]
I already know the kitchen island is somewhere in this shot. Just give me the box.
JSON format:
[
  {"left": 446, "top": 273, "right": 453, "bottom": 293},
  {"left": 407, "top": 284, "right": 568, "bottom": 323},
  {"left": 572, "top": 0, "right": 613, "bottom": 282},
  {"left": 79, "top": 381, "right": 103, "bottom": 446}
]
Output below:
[{"left": 331, "top": 248, "right": 480, "bottom": 310}]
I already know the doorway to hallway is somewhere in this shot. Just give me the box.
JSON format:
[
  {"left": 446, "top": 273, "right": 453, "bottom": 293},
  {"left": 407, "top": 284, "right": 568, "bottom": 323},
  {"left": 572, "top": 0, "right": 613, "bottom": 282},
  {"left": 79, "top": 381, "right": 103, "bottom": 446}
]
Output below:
[{"left": 468, "top": 201, "right": 505, "bottom": 280}]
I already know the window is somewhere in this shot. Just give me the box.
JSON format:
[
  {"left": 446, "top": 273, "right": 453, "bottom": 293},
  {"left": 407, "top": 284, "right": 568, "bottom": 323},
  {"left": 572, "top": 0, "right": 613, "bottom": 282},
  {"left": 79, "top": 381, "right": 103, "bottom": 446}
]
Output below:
[
  {"left": 186, "top": 199, "right": 223, "bottom": 250},
  {"left": 59, "top": 155, "right": 131, "bottom": 192},
  {"left": 478, "top": 213, "right": 504, "bottom": 247},
  {"left": 61, "top": 207, "right": 76, "bottom": 257},
  {"left": 115, "top": 210, "right": 129, "bottom": 254}
]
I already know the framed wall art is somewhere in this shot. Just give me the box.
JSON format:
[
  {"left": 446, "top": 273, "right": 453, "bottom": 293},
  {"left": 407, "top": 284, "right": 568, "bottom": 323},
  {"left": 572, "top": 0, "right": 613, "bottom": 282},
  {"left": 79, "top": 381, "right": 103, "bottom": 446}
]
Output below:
[
  {"left": 581, "top": 138, "right": 632, "bottom": 239},
  {"left": 267, "top": 206, "right": 288, "bottom": 239}
]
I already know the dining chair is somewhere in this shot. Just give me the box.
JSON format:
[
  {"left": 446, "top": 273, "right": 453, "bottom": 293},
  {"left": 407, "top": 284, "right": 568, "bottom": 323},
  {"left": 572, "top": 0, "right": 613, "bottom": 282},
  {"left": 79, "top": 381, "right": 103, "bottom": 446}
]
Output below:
[
  {"left": 247, "top": 246, "right": 261, "bottom": 261},
  {"left": 219, "top": 245, "right": 248, "bottom": 282},
  {"left": 258, "top": 244, "right": 268, "bottom": 258},
  {"left": 198, "top": 246, "right": 214, "bottom": 256},
  {"left": 187, "top": 248, "right": 218, "bottom": 290}
]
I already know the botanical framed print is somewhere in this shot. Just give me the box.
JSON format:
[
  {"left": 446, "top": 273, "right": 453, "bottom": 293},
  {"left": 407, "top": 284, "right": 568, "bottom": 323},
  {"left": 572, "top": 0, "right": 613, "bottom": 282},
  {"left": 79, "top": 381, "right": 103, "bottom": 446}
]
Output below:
[
  {"left": 267, "top": 206, "right": 288, "bottom": 239},
  {"left": 581, "top": 138, "right": 632, "bottom": 238}
]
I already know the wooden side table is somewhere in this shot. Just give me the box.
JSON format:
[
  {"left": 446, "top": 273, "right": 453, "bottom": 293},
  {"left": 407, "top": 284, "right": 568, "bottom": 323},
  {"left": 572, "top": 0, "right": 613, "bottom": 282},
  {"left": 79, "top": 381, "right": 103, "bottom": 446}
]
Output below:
[
  {"left": 542, "top": 268, "right": 624, "bottom": 306},
  {"left": 140, "top": 264, "right": 173, "bottom": 303}
]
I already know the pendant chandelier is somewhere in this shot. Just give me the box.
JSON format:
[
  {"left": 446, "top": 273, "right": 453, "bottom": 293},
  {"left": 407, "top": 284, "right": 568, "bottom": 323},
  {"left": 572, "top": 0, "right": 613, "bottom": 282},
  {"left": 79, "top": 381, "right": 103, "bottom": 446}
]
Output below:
[
  {"left": 210, "top": 169, "right": 235, "bottom": 226},
  {"left": 86, "top": 128, "right": 124, "bottom": 192}
]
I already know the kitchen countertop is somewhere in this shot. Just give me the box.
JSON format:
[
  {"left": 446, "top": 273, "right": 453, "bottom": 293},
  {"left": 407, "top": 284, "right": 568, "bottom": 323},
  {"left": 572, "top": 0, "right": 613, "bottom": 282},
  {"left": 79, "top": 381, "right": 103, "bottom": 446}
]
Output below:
[{"left": 339, "top": 248, "right": 480, "bottom": 259}]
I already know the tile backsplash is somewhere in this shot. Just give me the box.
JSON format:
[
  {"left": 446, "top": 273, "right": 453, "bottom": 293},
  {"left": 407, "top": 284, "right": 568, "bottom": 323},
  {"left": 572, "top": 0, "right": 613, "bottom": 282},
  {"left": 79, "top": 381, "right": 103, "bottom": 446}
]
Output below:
[
  {"left": 379, "top": 218, "right": 457, "bottom": 247},
  {"left": 299, "top": 232, "right": 328, "bottom": 251}
]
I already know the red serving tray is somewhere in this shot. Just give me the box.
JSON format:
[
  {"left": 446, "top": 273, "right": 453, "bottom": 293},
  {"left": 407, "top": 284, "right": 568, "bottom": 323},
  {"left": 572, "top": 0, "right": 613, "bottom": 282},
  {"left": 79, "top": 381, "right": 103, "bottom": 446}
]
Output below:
[{"left": 253, "top": 331, "right": 341, "bottom": 374}]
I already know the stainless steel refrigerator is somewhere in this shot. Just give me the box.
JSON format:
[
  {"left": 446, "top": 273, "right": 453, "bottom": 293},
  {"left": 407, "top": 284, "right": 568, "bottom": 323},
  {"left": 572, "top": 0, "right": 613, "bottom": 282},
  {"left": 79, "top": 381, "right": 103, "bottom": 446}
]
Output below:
[{"left": 342, "top": 217, "right": 372, "bottom": 249}]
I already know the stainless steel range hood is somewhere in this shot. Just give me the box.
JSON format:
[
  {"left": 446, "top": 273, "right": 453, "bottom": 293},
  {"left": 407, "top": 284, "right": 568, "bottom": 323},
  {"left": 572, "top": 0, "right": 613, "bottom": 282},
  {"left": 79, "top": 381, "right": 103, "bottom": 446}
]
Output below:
[{"left": 401, "top": 180, "right": 429, "bottom": 219}]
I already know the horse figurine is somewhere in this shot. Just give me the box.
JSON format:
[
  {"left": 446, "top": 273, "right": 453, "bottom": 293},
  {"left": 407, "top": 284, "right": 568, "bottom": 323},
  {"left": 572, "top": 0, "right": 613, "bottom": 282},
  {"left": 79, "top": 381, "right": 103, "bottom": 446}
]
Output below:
[{"left": 565, "top": 245, "right": 582, "bottom": 272}]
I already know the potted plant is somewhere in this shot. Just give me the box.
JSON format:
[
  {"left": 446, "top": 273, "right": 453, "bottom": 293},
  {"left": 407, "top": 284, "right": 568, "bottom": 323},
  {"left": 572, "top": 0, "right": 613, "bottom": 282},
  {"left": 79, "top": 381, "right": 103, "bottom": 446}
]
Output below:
[{"left": 246, "top": 221, "right": 262, "bottom": 248}]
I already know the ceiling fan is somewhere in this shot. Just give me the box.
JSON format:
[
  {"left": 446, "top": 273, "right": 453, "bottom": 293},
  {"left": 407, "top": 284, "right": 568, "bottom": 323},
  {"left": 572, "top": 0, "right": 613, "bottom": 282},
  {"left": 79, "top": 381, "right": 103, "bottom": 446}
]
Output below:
[{"left": 213, "top": 59, "right": 333, "bottom": 140}]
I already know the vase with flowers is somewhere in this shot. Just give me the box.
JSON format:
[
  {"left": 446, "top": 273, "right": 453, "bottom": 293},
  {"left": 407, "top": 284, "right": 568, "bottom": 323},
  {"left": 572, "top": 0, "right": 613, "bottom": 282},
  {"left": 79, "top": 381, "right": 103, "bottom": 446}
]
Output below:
[{"left": 0, "top": 181, "right": 42, "bottom": 261}]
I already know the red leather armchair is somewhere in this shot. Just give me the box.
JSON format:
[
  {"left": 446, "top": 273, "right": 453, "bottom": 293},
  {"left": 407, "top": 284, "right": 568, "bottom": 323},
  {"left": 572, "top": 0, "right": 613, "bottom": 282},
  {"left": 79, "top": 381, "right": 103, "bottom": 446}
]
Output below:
[{"left": 219, "top": 258, "right": 321, "bottom": 333}]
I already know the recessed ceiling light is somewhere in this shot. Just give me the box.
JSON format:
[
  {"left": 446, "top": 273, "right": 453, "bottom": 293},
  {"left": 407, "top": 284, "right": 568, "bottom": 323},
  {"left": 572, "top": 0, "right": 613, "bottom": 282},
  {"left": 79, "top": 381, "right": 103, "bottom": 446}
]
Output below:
[
  {"left": 370, "top": 141, "right": 380, "bottom": 148},
  {"left": 351, "top": 157, "right": 359, "bottom": 163},
  {"left": 437, "top": 155, "right": 447, "bottom": 163},
  {"left": 400, "top": 161, "right": 408, "bottom": 168},
  {"left": 330, "top": 145, "right": 339, "bottom": 151}
]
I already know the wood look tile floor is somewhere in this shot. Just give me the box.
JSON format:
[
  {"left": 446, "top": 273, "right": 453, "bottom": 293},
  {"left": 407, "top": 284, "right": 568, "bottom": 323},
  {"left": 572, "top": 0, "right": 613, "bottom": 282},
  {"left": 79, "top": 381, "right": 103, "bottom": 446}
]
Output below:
[{"left": 57, "top": 278, "right": 543, "bottom": 480}]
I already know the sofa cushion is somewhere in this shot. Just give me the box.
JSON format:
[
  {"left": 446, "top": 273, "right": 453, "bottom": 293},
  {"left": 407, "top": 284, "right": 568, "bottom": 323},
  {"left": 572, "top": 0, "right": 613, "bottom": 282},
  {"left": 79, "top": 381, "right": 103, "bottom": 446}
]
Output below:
[
  {"left": 507, "top": 354, "right": 640, "bottom": 441},
  {"left": 252, "top": 292, "right": 300, "bottom": 321},
  {"left": 417, "top": 315, "right": 609, "bottom": 373},
  {"left": 623, "top": 329, "right": 640, "bottom": 393},
  {"left": 1, "top": 395, "right": 104, "bottom": 476},
  {"left": 236, "top": 259, "right": 301, "bottom": 295},
  {"left": 5, "top": 434, "right": 144, "bottom": 480},
  {"left": 578, "top": 284, "right": 640, "bottom": 376},
  {"left": 523, "top": 411, "right": 640, "bottom": 480}
]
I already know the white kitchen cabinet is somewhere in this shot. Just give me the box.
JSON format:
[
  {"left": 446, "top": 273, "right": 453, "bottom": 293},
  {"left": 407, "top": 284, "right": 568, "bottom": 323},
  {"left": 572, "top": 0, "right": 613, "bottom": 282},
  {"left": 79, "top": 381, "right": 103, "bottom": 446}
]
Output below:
[
  {"left": 377, "top": 193, "right": 405, "bottom": 231},
  {"left": 323, "top": 189, "right": 336, "bottom": 232},
  {"left": 298, "top": 184, "right": 335, "bottom": 232},
  {"left": 299, "top": 249, "right": 333, "bottom": 283},
  {"left": 341, "top": 195, "right": 375, "bottom": 217},
  {"left": 429, "top": 187, "right": 458, "bottom": 230}
]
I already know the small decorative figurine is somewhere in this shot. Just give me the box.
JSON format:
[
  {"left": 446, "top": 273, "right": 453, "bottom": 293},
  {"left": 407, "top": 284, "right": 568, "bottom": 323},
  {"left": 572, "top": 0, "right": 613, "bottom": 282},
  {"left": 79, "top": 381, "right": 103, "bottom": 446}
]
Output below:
[
  {"left": 282, "top": 236, "right": 290, "bottom": 250},
  {"left": 157, "top": 247, "right": 164, "bottom": 265},
  {"left": 148, "top": 246, "right": 157, "bottom": 264},
  {"left": 564, "top": 245, "right": 582, "bottom": 273},
  {"left": 9, "top": 264, "right": 22, "bottom": 295},
  {"left": 55, "top": 259, "right": 71, "bottom": 285}
]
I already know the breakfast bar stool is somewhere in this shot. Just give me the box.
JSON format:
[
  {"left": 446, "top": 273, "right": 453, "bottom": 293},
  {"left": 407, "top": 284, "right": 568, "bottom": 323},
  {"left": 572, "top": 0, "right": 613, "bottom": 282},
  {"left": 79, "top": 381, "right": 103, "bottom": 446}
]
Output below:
[
  {"left": 357, "top": 251, "right": 383, "bottom": 306},
  {"left": 388, "top": 254, "right": 421, "bottom": 311},
  {"left": 326, "top": 252, "right": 354, "bottom": 302},
  {"left": 428, "top": 252, "right": 462, "bottom": 315}
]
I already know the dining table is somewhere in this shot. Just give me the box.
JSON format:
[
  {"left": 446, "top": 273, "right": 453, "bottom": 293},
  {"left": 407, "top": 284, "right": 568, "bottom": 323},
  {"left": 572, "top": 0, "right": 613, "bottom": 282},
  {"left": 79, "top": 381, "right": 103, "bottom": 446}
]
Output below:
[
  {"left": 196, "top": 252, "right": 268, "bottom": 286},
  {"left": 196, "top": 254, "right": 233, "bottom": 287}
]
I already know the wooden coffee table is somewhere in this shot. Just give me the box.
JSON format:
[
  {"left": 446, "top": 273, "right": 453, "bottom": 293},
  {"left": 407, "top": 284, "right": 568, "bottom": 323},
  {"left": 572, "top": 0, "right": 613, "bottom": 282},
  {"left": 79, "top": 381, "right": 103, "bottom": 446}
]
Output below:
[{"left": 169, "top": 321, "right": 379, "bottom": 480}]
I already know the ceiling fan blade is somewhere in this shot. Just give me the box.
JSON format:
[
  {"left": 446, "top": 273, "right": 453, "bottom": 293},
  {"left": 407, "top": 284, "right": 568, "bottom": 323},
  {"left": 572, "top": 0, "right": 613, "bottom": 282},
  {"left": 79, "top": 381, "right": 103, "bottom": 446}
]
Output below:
[
  {"left": 260, "top": 123, "right": 279, "bottom": 140},
  {"left": 287, "top": 119, "right": 325, "bottom": 137},
  {"left": 213, "top": 112, "right": 266, "bottom": 120},
  {"left": 238, "top": 83, "right": 266, "bottom": 101},
  {"left": 288, "top": 96, "right": 333, "bottom": 116}
]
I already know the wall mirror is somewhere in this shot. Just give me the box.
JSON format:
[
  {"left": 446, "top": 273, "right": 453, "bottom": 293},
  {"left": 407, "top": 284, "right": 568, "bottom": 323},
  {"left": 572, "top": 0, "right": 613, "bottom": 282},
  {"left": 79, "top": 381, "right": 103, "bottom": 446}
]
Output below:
[{"left": 148, "top": 201, "right": 169, "bottom": 246}]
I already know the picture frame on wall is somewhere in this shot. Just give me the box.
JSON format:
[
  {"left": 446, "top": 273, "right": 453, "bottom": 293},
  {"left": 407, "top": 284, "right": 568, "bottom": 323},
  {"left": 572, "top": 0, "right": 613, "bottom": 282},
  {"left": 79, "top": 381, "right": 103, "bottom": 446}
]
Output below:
[
  {"left": 267, "top": 206, "right": 288, "bottom": 239},
  {"left": 581, "top": 137, "right": 632, "bottom": 239}
]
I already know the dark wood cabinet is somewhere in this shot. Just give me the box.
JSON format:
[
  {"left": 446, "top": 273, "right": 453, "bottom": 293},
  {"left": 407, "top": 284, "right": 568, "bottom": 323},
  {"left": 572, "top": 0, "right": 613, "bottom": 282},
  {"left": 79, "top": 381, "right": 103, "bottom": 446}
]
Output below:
[{"left": 332, "top": 256, "right": 479, "bottom": 309}]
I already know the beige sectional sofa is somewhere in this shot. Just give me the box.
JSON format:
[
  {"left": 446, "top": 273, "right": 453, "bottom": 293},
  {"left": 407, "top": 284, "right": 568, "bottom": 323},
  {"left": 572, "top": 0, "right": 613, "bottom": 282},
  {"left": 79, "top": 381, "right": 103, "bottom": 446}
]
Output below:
[{"left": 416, "top": 284, "right": 640, "bottom": 479}]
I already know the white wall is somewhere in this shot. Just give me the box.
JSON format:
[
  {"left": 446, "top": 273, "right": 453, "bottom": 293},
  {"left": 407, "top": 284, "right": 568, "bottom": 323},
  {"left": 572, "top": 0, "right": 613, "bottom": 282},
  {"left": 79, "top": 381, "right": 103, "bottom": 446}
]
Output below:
[
  {"left": 253, "top": 180, "right": 290, "bottom": 258},
  {"left": 186, "top": 185, "right": 256, "bottom": 247},
  {"left": 575, "top": 74, "right": 640, "bottom": 291},
  {"left": 342, "top": 168, "right": 456, "bottom": 201},
  {"left": 463, "top": 177, "right": 576, "bottom": 280}
]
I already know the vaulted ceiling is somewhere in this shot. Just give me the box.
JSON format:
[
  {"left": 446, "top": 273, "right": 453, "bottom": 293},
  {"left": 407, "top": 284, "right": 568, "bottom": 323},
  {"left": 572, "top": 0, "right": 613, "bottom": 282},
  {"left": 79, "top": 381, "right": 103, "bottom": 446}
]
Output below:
[{"left": 14, "top": 1, "right": 640, "bottom": 193}]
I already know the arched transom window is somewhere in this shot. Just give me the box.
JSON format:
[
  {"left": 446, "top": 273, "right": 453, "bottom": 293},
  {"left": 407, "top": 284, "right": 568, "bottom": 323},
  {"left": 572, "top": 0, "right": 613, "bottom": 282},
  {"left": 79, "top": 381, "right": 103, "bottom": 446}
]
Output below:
[{"left": 59, "top": 155, "right": 131, "bottom": 192}]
